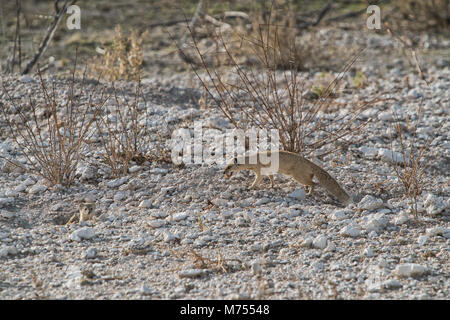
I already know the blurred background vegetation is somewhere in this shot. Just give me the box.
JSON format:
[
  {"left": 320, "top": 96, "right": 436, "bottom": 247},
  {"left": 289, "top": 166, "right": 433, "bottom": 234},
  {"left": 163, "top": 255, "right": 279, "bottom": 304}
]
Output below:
[{"left": 0, "top": 0, "right": 448, "bottom": 78}]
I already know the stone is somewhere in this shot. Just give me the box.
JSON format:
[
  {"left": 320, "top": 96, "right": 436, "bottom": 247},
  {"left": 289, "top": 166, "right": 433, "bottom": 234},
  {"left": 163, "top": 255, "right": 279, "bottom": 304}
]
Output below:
[
  {"left": 395, "top": 263, "right": 428, "bottom": 278},
  {"left": 139, "top": 199, "right": 152, "bottom": 208},
  {"left": 70, "top": 227, "right": 96, "bottom": 242},
  {"left": 358, "top": 195, "right": 383, "bottom": 211},
  {"left": 417, "top": 235, "right": 429, "bottom": 246},
  {"left": 340, "top": 225, "right": 361, "bottom": 238},
  {"left": 178, "top": 269, "right": 206, "bottom": 278},
  {"left": 288, "top": 189, "right": 306, "bottom": 201},
  {"left": 28, "top": 184, "right": 48, "bottom": 194},
  {"left": 0, "top": 245, "right": 18, "bottom": 257},
  {"left": 147, "top": 219, "right": 165, "bottom": 228},
  {"left": 85, "top": 247, "right": 98, "bottom": 259},
  {"left": 313, "top": 235, "right": 328, "bottom": 250},
  {"left": 172, "top": 211, "right": 189, "bottom": 221}
]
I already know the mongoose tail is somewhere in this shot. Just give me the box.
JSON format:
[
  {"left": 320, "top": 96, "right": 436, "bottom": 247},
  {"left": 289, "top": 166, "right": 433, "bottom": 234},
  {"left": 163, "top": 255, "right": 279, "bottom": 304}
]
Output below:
[{"left": 307, "top": 160, "right": 351, "bottom": 205}]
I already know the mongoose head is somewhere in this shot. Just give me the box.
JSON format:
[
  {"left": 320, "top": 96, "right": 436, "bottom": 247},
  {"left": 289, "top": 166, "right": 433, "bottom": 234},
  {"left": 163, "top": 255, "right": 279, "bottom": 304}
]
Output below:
[
  {"left": 223, "top": 157, "right": 239, "bottom": 179},
  {"left": 79, "top": 202, "right": 95, "bottom": 222}
]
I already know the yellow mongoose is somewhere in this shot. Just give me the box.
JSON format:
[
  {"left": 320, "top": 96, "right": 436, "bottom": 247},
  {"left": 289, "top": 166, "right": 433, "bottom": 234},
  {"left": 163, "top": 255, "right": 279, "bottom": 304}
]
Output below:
[
  {"left": 66, "top": 202, "right": 96, "bottom": 225},
  {"left": 224, "top": 150, "right": 351, "bottom": 205}
]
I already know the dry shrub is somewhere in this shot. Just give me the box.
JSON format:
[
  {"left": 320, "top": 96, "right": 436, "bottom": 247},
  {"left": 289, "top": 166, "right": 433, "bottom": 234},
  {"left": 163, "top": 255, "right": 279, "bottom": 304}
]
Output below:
[
  {"left": 180, "top": 7, "right": 377, "bottom": 156},
  {"left": 94, "top": 82, "right": 154, "bottom": 177},
  {"left": 395, "top": 0, "right": 449, "bottom": 30},
  {"left": 389, "top": 107, "right": 429, "bottom": 216},
  {"left": 91, "top": 25, "right": 146, "bottom": 81},
  {"left": 189, "top": 1, "right": 337, "bottom": 71},
  {"left": 0, "top": 63, "right": 107, "bottom": 187}
]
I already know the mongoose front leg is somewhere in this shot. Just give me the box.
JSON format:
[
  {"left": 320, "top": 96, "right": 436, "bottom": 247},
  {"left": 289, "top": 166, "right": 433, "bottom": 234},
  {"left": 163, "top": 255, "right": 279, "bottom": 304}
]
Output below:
[
  {"left": 269, "top": 175, "right": 274, "bottom": 188},
  {"left": 65, "top": 214, "right": 77, "bottom": 225}
]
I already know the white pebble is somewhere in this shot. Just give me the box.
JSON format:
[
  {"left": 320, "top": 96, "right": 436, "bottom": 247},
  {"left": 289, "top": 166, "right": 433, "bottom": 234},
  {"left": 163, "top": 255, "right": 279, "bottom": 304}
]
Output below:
[
  {"left": 395, "top": 263, "right": 428, "bottom": 278},
  {"left": 313, "top": 235, "right": 328, "bottom": 250},
  {"left": 178, "top": 269, "right": 206, "bottom": 278},
  {"left": 85, "top": 247, "right": 98, "bottom": 259},
  {"left": 417, "top": 235, "right": 429, "bottom": 246},
  {"left": 288, "top": 189, "right": 306, "bottom": 201},
  {"left": 28, "top": 184, "right": 48, "bottom": 194},
  {"left": 70, "top": 227, "right": 96, "bottom": 242},
  {"left": 340, "top": 225, "right": 361, "bottom": 238},
  {"left": 358, "top": 195, "right": 383, "bottom": 211},
  {"left": 172, "top": 211, "right": 189, "bottom": 221},
  {"left": 148, "top": 219, "right": 165, "bottom": 228},
  {"left": 139, "top": 200, "right": 152, "bottom": 208}
]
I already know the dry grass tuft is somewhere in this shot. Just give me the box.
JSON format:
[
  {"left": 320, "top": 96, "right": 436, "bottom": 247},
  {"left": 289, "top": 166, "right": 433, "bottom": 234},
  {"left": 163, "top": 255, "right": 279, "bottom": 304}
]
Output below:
[
  {"left": 0, "top": 59, "right": 107, "bottom": 187},
  {"left": 389, "top": 106, "right": 429, "bottom": 217},
  {"left": 91, "top": 25, "right": 146, "bottom": 81},
  {"left": 94, "top": 81, "right": 153, "bottom": 177}
]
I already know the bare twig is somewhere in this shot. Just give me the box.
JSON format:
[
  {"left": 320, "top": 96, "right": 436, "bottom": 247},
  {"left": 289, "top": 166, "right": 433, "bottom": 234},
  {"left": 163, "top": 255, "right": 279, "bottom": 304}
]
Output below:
[{"left": 22, "top": 0, "right": 77, "bottom": 75}]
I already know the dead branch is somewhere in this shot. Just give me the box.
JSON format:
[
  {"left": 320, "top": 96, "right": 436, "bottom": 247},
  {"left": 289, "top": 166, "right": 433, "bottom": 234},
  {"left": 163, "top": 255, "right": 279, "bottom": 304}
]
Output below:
[{"left": 22, "top": 0, "right": 77, "bottom": 75}]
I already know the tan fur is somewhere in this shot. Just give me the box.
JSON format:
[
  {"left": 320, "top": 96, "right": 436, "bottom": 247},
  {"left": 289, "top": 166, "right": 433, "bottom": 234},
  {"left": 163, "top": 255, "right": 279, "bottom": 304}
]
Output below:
[
  {"left": 66, "top": 202, "right": 96, "bottom": 225},
  {"left": 224, "top": 150, "right": 351, "bottom": 205}
]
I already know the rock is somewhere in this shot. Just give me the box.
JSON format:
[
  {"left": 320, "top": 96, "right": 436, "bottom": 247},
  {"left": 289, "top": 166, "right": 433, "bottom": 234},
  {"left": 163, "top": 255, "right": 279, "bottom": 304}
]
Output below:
[
  {"left": 70, "top": 227, "right": 96, "bottom": 242},
  {"left": 313, "top": 235, "right": 328, "bottom": 250},
  {"left": 172, "top": 211, "right": 189, "bottom": 221},
  {"left": 383, "top": 279, "right": 403, "bottom": 290},
  {"left": 252, "top": 261, "right": 262, "bottom": 275},
  {"left": 417, "top": 235, "right": 429, "bottom": 246},
  {"left": 162, "top": 231, "right": 177, "bottom": 243},
  {"left": 340, "top": 225, "right": 361, "bottom": 238},
  {"left": 150, "top": 168, "right": 168, "bottom": 174},
  {"left": 255, "top": 197, "right": 270, "bottom": 206},
  {"left": 363, "top": 248, "right": 374, "bottom": 257},
  {"left": 324, "top": 241, "right": 336, "bottom": 252},
  {"left": 393, "top": 212, "right": 410, "bottom": 225},
  {"left": 363, "top": 213, "right": 388, "bottom": 232},
  {"left": 28, "top": 184, "right": 48, "bottom": 194},
  {"left": 1, "top": 210, "right": 14, "bottom": 219},
  {"left": 359, "top": 146, "right": 379, "bottom": 158},
  {"left": 78, "top": 165, "right": 97, "bottom": 181},
  {"left": 139, "top": 284, "right": 153, "bottom": 296},
  {"left": 65, "top": 265, "right": 82, "bottom": 289},
  {"left": 330, "top": 209, "right": 349, "bottom": 220},
  {"left": 114, "top": 191, "right": 127, "bottom": 202},
  {"left": 147, "top": 219, "right": 165, "bottom": 228},
  {"left": 85, "top": 247, "right": 98, "bottom": 259},
  {"left": 423, "top": 194, "right": 447, "bottom": 216},
  {"left": 106, "top": 177, "right": 128, "bottom": 188},
  {"left": 0, "top": 245, "right": 18, "bottom": 257},
  {"left": 128, "top": 165, "right": 142, "bottom": 173},
  {"left": 426, "top": 227, "right": 448, "bottom": 237},
  {"left": 358, "top": 195, "right": 383, "bottom": 211},
  {"left": 288, "top": 189, "right": 306, "bottom": 201},
  {"left": 407, "top": 88, "right": 423, "bottom": 99},
  {"left": 395, "top": 263, "right": 428, "bottom": 278},
  {"left": 139, "top": 199, "right": 152, "bottom": 208},
  {"left": 0, "top": 197, "right": 14, "bottom": 208},
  {"left": 377, "top": 111, "right": 392, "bottom": 121},
  {"left": 178, "top": 269, "right": 206, "bottom": 278},
  {"left": 378, "top": 148, "right": 408, "bottom": 165},
  {"left": 19, "top": 75, "right": 34, "bottom": 83}
]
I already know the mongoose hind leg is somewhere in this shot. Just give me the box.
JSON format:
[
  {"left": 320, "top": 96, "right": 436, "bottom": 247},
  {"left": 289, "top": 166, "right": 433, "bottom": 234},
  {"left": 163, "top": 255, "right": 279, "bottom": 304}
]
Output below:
[
  {"left": 292, "top": 173, "right": 316, "bottom": 195},
  {"left": 250, "top": 173, "right": 263, "bottom": 189}
]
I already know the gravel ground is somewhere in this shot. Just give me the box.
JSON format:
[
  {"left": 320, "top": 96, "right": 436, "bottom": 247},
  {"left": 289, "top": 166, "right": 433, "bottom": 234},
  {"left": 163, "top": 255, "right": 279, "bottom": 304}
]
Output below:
[{"left": 0, "top": 29, "right": 449, "bottom": 300}]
